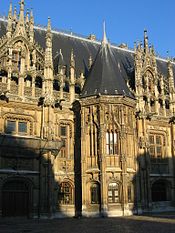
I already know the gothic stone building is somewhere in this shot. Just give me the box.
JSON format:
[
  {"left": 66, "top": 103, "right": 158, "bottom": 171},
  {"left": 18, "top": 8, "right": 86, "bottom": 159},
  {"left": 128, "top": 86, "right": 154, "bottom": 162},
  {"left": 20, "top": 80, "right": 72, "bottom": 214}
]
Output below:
[{"left": 0, "top": 0, "right": 175, "bottom": 218}]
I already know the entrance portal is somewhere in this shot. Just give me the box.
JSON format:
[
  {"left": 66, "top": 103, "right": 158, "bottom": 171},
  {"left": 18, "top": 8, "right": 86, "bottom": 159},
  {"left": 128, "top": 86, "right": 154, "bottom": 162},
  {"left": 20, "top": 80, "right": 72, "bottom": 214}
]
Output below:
[{"left": 2, "top": 179, "right": 30, "bottom": 217}]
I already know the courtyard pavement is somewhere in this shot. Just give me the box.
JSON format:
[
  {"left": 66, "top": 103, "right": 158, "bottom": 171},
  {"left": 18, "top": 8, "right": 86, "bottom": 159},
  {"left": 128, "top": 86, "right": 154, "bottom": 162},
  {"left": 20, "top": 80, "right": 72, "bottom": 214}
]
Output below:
[{"left": 0, "top": 214, "right": 175, "bottom": 233}]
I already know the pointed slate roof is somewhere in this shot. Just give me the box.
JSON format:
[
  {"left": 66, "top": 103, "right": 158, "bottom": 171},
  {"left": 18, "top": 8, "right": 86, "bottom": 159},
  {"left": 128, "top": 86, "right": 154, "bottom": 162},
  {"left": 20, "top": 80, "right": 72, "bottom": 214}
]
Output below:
[{"left": 81, "top": 28, "right": 134, "bottom": 98}]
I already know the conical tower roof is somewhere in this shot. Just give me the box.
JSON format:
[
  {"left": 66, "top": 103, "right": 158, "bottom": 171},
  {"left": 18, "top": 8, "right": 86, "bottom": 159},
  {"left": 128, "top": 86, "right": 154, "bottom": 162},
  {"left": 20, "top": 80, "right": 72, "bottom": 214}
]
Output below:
[{"left": 81, "top": 25, "right": 133, "bottom": 98}]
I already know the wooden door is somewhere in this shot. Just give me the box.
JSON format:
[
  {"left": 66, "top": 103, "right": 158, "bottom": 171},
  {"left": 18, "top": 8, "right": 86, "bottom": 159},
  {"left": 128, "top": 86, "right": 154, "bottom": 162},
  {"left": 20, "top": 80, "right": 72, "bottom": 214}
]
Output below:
[{"left": 2, "top": 180, "right": 30, "bottom": 217}]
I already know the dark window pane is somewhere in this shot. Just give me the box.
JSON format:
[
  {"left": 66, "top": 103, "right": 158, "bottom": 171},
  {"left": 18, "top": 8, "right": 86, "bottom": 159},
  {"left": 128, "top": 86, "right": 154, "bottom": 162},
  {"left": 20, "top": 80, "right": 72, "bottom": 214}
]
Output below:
[
  {"left": 91, "top": 184, "right": 100, "bottom": 204},
  {"left": 149, "top": 146, "right": 155, "bottom": 157},
  {"left": 156, "top": 136, "right": 161, "bottom": 145},
  {"left": 60, "top": 126, "right": 66, "bottom": 136},
  {"left": 152, "top": 181, "right": 168, "bottom": 202},
  {"left": 18, "top": 122, "right": 27, "bottom": 133},
  {"left": 128, "top": 186, "right": 132, "bottom": 203},
  {"left": 6, "top": 121, "right": 16, "bottom": 133},
  {"left": 149, "top": 135, "right": 154, "bottom": 144}
]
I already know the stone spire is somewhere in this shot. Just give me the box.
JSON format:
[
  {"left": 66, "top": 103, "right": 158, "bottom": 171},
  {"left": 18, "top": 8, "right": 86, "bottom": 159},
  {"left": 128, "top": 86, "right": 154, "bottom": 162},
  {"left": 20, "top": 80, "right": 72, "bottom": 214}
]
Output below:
[
  {"left": 25, "top": 9, "right": 29, "bottom": 33},
  {"left": 14, "top": 0, "right": 27, "bottom": 37},
  {"left": 30, "top": 9, "right": 34, "bottom": 26},
  {"left": 144, "top": 29, "right": 149, "bottom": 54},
  {"left": 29, "top": 9, "right": 34, "bottom": 43},
  {"left": 13, "top": 5, "right": 17, "bottom": 21},
  {"left": 26, "top": 9, "right": 29, "bottom": 23},
  {"left": 13, "top": 5, "right": 17, "bottom": 29},
  {"left": 19, "top": 0, "right": 25, "bottom": 24},
  {"left": 44, "top": 17, "right": 53, "bottom": 69},
  {"left": 7, "top": 2, "right": 13, "bottom": 39}
]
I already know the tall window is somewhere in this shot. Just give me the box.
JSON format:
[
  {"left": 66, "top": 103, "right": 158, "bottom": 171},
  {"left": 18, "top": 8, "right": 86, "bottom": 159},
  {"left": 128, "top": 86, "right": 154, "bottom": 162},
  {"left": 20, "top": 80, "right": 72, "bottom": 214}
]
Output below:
[
  {"left": 149, "top": 134, "right": 164, "bottom": 159},
  {"left": 59, "top": 182, "right": 73, "bottom": 204},
  {"left": 5, "top": 120, "right": 28, "bottom": 135},
  {"left": 106, "top": 131, "right": 118, "bottom": 155},
  {"left": 60, "top": 124, "right": 70, "bottom": 158},
  {"left": 127, "top": 184, "right": 134, "bottom": 203},
  {"left": 108, "top": 182, "right": 119, "bottom": 203},
  {"left": 91, "top": 183, "right": 100, "bottom": 204},
  {"left": 89, "top": 124, "right": 97, "bottom": 156},
  {"left": 149, "top": 134, "right": 168, "bottom": 173}
]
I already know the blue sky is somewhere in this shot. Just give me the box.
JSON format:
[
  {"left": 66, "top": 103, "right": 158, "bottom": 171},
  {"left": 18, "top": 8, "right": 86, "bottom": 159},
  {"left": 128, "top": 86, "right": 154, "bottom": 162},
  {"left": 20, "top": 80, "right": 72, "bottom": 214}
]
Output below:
[{"left": 1, "top": 0, "right": 175, "bottom": 58}]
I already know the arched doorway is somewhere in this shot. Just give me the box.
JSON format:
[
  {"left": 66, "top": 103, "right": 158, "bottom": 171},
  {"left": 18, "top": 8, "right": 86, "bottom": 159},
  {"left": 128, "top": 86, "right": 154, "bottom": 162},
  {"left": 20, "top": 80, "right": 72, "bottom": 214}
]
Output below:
[{"left": 2, "top": 179, "right": 31, "bottom": 217}]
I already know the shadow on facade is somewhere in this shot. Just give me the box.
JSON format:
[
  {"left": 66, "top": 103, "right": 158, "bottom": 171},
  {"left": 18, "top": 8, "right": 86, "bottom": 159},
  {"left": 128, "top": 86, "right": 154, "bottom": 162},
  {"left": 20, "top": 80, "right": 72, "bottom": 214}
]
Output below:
[
  {"left": 133, "top": 152, "right": 175, "bottom": 215},
  {"left": 1, "top": 119, "right": 174, "bottom": 218},
  {"left": 73, "top": 101, "right": 82, "bottom": 217},
  {"left": 0, "top": 134, "right": 68, "bottom": 218}
]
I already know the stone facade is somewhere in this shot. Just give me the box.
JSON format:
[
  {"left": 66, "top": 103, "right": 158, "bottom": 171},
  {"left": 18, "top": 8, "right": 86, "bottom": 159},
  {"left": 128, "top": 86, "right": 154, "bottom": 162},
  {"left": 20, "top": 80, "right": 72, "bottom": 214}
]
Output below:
[{"left": 0, "top": 0, "right": 174, "bottom": 218}]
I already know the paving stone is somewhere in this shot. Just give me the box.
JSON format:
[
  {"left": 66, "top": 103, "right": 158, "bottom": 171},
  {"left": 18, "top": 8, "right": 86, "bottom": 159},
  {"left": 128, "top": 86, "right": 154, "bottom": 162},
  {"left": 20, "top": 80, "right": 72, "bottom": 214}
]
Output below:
[{"left": 0, "top": 215, "right": 175, "bottom": 233}]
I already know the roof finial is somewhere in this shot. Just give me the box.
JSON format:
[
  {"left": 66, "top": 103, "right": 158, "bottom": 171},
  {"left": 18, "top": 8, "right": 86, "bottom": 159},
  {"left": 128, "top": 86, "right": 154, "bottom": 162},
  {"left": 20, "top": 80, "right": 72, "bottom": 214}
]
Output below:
[{"left": 102, "top": 21, "right": 108, "bottom": 45}]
